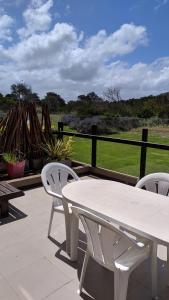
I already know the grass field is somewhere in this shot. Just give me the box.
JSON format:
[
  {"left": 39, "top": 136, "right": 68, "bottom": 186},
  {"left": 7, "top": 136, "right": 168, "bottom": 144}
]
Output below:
[
  {"left": 50, "top": 114, "right": 169, "bottom": 177},
  {"left": 70, "top": 128, "right": 169, "bottom": 177}
]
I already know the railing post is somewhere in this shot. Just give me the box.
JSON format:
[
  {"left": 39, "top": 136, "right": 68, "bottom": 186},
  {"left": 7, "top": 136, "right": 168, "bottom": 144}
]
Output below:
[
  {"left": 91, "top": 125, "right": 97, "bottom": 167},
  {"left": 139, "top": 128, "right": 148, "bottom": 179},
  {"left": 58, "top": 121, "right": 64, "bottom": 139}
]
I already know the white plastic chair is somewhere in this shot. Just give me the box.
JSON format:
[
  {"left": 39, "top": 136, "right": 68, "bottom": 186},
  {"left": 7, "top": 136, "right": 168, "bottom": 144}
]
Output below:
[
  {"left": 41, "top": 162, "right": 80, "bottom": 253},
  {"left": 136, "top": 172, "right": 169, "bottom": 195},
  {"left": 72, "top": 206, "right": 151, "bottom": 300},
  {"left": 121, "top": 173, "right": 169, "bottom": 298},
  {"left": 136, "top": 172, "right": 169, "bottom": 290}
]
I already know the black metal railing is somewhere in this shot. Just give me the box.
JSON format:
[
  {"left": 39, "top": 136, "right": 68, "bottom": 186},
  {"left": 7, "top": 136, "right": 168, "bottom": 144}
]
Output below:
[{"left": 53, "top": 122, "right": 169, "bottom": 179}]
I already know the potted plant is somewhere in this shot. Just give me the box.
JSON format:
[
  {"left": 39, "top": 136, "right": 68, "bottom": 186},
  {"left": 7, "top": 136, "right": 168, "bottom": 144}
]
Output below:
[
  {"left": 3, "top": 150, "right": 25, "bottom": 179},
  {"left": 41, "top": 137, "right": 73, "bottom": 166},
  {"left": 29, "top": 147, "right": 44, "bottom": 171}
]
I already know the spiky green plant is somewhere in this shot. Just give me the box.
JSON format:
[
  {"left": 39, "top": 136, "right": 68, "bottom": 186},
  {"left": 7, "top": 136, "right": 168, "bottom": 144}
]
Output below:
[
  {"left": 41, "top": 137, "right": 73, "bottom": 161},
  {"left": 3, "top": 150, "right": 25, "bottom": 163}
]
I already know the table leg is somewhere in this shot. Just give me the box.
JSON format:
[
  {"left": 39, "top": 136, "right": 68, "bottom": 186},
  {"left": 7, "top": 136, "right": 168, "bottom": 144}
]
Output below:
[
  {"left": 0, "top": 200, "right": 9, "bottom": 218},
  {"left": 70, "top": 213, "right": 79, "bottom": 261},
  {"left": 151, "top": 242, "right": 159, "bottom": 299}
]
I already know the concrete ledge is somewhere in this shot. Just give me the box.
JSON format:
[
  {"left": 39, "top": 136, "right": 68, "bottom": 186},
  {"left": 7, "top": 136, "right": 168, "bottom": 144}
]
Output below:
[
  {"left": 73, "top": 165, "right": 90, "bottom": 175},
  {"left": 90, "top": 166, "right": 138, "bottom": 186},
  {"left": 5, "top": 161, "right": 138, "bottom": 189},
  {"left": 6, "top": 163, "right": 90, "bottom": 189},
  {"left": 7, "top": 174, "right": 41, "bottom": 189}
]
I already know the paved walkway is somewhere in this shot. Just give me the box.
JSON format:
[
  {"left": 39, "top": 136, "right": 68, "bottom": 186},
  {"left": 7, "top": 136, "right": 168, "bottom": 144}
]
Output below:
[{"left": 0, "top": 183, "right": 169, "bottom": 299}]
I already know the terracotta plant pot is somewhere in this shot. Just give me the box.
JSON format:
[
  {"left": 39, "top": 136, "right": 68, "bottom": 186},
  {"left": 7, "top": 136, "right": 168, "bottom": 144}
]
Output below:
[{"left": 7, "top": 161, "right": 25, "bottom": 179}]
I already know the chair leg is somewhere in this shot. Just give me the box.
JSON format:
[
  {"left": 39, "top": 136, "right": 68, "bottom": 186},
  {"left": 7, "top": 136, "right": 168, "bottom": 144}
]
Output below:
[
  {"left": 114, "top": 270, "right": 120, "bottom": 300},
  {"left": 48, "top": 206, "right": 54, "bottom": 237},
  {"left": 61, "top": 199, "right": 71, "bottom": 254},
  {"left": 65, "top": 214, "right": 71, "bottom": 254},
  {"left": 151, "top": 242, "right": 159, "bottom": 299},
  {"left": 114, "top": 270, "right": 129, "bottom": 300},
  {"left": 62, "top": 200, "right": 79, "bottom": 256},
  {"left": 77, "top": 250, "right": 90, "bottom": 295}
]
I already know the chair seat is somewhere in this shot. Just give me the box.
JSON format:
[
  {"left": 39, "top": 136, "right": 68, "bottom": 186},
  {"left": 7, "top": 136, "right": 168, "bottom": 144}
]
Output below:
[{"left": 115, "top": 244, "right": 150, "bottom": 271}]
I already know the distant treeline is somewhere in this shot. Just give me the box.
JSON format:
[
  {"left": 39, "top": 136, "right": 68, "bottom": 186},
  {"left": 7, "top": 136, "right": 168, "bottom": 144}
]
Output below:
[
  {"left": 0, "top": 83, "right": 169, "bottom": 118},
  {"left": 66, "top": 92, "right": 169, "bottom": 119}
]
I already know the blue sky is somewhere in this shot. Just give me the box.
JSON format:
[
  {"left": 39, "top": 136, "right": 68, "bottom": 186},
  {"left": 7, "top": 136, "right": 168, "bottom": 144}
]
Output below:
[
  {"left": 0, "top": 0, "right": 169, "bottom": 99},
  {"left": 54, "top": 0, "right": 169, "bottom": 63}
]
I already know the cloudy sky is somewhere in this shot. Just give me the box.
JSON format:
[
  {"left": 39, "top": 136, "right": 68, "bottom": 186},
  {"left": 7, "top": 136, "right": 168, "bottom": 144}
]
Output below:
[{"left": 0, "top": 0, "right": 169, "bottom": 100}]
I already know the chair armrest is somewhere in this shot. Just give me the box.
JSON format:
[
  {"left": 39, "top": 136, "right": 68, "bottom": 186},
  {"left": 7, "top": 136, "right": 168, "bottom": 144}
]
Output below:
[
  {"left": 45, "top": 189, "right": 63, "bottom": 200},
  {"left": 120, "top": 226, "right": 151, "bottom": 248}
]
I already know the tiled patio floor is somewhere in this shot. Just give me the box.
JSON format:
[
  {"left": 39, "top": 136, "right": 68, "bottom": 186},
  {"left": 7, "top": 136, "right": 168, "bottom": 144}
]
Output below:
[{"left": 0, "top": 178, "right": 169, "bottom": 299}]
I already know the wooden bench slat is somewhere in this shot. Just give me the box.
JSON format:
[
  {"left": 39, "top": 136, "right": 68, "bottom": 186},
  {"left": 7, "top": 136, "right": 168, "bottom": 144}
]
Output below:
[
  {"left": 0, "top": 185, "right": 13, "bottom": 195},
  {"left": 0, "top": 182, "right": 19, "bottom": 193},
  {"left": 0, "top": 181, "right": 24, "bottom": 218}
]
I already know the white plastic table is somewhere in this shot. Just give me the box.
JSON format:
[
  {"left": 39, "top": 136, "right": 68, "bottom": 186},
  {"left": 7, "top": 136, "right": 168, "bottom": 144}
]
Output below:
[{"left": 62, "top": 179, "right": 169, "bottom": 299}]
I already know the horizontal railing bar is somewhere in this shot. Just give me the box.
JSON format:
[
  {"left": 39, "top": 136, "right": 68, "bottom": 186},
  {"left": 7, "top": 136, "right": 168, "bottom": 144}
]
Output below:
[{"left": 52, "top": 130, "right": 169, "bottom": 151}]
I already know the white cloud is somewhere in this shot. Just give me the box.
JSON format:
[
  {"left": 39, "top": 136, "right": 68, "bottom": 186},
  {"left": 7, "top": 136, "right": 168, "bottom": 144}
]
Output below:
[
  {"left": 60, "top": 23, "right": 148, "bottom": 82},
  {"left": 1, "top": 56, "right": 169, "bottom": 100},
  {"left": 102, "top": 58, "right": 169, "bottom": 98},
  {"left": 17, "top": 0, "right": 53, "bottom": 38},
  {"left": 154, "top": 0, "right": 168, "bottom": 10},
  {"left": 0, "top": 19, "right": 169, "bottom": 100},
  {"left": 85, "top": 23, "right": 147, "bottom": 59},
  {"left": 0, "top": 14, "right": 13, "bottom": 42},
  {"left": 5, "top": 23, "right": 78, "bottom": 69},
  {"left": 3, "top": 23, "right": 147, "bottom": 74}
]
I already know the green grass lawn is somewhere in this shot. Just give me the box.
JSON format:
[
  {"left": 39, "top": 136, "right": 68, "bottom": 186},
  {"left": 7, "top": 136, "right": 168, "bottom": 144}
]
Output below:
[
  {"left": 50, "top": 114, "right": 169, "bottom": 176},
  {"left": 71, "top": 129, "right": 169, "bottom": 177}
]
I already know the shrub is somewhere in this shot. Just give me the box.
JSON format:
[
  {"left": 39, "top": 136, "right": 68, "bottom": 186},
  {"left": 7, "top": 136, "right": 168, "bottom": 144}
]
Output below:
[
  {"left": 76, "top": 117, "right": 115, "bottom": 134},
  {"left": 61, "top": 114, "right": 140, "bottom": 134},
  {"left": 108, "top": 117, "right": 140, "bottom": 131}
]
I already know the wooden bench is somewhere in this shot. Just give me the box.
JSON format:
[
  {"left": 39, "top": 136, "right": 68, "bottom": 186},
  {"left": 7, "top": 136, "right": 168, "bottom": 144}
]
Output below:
[{"left": 0, "top": 182, "right": 24, "bottom": 218}]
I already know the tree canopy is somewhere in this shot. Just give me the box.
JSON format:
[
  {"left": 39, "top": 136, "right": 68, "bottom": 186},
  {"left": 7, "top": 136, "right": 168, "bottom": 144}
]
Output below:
[
  {"left": 43, "top": 92, "right": 65, "bottom": 113},
  {"left": 0, "top": 82, "right": 169, "bottom": 118}
]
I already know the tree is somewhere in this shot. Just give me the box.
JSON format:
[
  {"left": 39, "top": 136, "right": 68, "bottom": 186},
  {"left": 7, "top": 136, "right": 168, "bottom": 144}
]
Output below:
[
  {"left": 11, "top": 83, "right": 33, "bottom": 101},
  {"left": 103, "top": 87, "right": 122, "bottom": 102},
  {"left": 86, "top": 92, "right": 103, "bottom": 102},
  {"left": 0, "top": 95, "right": 16, "bottom": 111},
  {"left": 28, "top": 93, "right": 40, "bottom": 103},
  {"left": 76, "top": 92, "right": 104, "bottom": 116},
  {"left": 78, "top": 92, "right": 103, "bottom": 103},
  {"left": 43, "top": 92, "right": 65, "bottom": 113},
  {"left": 10, "top": 82, "right": 40, "bottom": 103},
  {"left": 137, "top": 108, "right": 154, "bottom": 119}
]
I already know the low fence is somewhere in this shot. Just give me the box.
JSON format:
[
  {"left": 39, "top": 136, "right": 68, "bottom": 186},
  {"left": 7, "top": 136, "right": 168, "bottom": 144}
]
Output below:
[{"left": 53, "top": 122, "right": 169, "bottom": 179}]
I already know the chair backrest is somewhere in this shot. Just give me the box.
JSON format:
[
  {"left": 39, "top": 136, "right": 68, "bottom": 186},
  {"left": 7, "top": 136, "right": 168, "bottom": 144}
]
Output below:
[
  {"left": 41, "top": 162, "right": 79, "bottom": 198},
  {"left": 136, "top": 173, "right": 169, "bottom": 196},
  {"left": 72, "top": 206, "right": 140, "bottom": 271}
]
